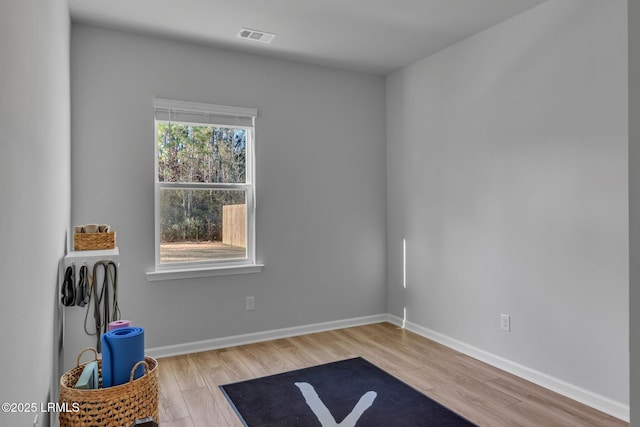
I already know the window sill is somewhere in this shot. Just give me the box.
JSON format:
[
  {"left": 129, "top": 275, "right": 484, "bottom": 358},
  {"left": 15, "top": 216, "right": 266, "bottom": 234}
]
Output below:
[{"left": 146, "top": 263, "right": 264, "bottom": 282}]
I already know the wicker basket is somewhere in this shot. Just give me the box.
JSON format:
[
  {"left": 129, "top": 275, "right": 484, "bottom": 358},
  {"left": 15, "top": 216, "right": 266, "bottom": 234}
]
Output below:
[
  {"left": 74, "top": 232, "right": 116, "bottom": 251},
  {"left": 59, "top": 348, "right": 159, "bottom": 427}
]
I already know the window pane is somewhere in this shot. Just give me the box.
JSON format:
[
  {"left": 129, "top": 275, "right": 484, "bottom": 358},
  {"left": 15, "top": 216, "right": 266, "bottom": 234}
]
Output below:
[
  {"left": 159, "top": 188, "right": 247, "bottom": 263},
  {"left": 157, "top": 123, "right": 247, "bottom": 184}
]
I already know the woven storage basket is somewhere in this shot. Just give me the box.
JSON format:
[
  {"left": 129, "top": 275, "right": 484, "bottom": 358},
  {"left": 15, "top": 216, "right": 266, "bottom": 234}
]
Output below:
[
  {"left": 74, "top": 232, "right": 116, "bottom": 251},
  {"left": 59, "top": 348, "right": 159, "bottom": 427}
]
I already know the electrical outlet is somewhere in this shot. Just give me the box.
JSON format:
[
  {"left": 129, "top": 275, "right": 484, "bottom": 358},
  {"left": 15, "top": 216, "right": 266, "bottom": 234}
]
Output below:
[
  {"left": 500, "top": 314, "right": 511, "bottom": 332},
  {"left": 246, "top": 296, "right": 255, "bottom": 311}
]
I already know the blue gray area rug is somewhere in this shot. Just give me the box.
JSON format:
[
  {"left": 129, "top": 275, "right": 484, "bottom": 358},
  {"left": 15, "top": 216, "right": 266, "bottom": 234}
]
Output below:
[{"left": 220, "top": 357, "right": 477, "bottom": 426}]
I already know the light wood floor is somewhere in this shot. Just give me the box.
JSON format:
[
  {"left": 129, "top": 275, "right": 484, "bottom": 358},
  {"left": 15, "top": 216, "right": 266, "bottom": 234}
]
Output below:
[{"left": 157, "top": 322, "right": 627, "bottom": 426}]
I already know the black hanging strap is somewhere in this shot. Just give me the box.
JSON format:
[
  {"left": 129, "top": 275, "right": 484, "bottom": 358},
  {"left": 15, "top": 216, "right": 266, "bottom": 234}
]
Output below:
[
  {"left": 75, "top": 264, "right": 90, "bottom": 307},
  {"left": 61, "top": 266, "right": 75, "bottom": 307},
  {"left": 84, "top": 260, "right": 120, "bottom": 352}
]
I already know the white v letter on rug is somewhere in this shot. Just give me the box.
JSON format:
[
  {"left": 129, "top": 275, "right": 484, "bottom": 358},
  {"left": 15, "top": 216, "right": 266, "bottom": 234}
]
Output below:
[{"left": 294, "top": 382, "right": 377, "bottom": 427}]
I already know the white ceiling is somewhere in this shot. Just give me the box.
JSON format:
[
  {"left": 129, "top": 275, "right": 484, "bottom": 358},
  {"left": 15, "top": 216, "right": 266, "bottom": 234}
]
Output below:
[{"left": 68, "top": 0, "right": 548, "bottom": 75}]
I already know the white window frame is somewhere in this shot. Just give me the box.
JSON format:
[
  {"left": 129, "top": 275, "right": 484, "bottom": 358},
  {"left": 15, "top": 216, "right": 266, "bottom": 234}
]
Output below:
[{"left": 146, "top": 98, "right": 263, "bottom": 281}]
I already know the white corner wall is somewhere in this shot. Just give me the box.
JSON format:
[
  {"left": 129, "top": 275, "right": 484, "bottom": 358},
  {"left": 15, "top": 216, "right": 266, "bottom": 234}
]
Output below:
[
  {"left": 0, "top": 0, "right": 70, "bottom": 426},
  {"left": 67, "top": 24, "right": 387, "bottom": 370},
  {"left": 629, "top": 0, "right": 640, "bottom": 424},
  {"left": 387, "top": 0, "right": 628, "bottom": 416}
]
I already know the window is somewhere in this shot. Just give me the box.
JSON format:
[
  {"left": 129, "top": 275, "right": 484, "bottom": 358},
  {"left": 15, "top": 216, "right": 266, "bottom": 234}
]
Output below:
[{"left": 148, "top": 98, "right": 262, "bottom": 280}]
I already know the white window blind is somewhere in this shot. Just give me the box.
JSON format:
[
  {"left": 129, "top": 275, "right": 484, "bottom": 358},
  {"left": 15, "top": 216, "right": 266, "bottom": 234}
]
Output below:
[{"left": 153, "top": 98, "right": 257, "bottom": 128}]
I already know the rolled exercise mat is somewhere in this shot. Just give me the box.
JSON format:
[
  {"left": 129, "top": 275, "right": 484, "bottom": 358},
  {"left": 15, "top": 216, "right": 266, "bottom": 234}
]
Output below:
[
  {"left": 101, "top": 327, "right": 145, "bottom": 387},
  {"left": 108, "top": 319, "right": 132, "bottom": 331}
]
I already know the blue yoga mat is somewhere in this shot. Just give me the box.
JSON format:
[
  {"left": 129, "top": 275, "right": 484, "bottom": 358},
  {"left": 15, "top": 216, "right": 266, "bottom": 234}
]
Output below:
[{"left": 101, "top": 327, "right": 145, "bottom": 388}]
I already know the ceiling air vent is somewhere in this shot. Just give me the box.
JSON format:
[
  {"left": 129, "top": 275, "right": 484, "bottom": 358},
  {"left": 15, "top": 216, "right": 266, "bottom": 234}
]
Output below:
[{"left": 237, "top": 28, "right": 276, "bottom": 44}]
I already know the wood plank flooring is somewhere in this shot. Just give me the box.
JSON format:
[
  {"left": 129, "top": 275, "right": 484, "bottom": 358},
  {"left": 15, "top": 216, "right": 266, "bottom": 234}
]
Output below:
[{"left": 157, "top": 322, "right": 627, "bottom": 426}]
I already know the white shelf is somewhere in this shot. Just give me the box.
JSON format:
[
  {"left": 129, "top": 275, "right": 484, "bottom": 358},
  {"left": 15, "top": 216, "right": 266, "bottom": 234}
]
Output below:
[{"left": 64, "top": 247, "right": 119, "bottom": 267}]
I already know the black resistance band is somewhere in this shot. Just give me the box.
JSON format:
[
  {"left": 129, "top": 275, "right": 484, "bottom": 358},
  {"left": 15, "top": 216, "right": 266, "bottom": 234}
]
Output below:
[
  {"left": 75, "top": 264, "right": 90, "bottom": 307},
  {"left": 61, "top": 266, "right": 75, "bottom": 307},
  {"left": 84, "top": 260, "right": 120, "bottom": 352}
]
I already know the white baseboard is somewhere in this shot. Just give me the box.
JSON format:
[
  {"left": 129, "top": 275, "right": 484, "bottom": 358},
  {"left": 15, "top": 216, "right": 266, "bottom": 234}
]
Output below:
[
  {"left": 385, "top": 314, "right": 630, "bottom": 422},
  {"left": 146, "top": 313, "right": 388, "bottom": 359}
]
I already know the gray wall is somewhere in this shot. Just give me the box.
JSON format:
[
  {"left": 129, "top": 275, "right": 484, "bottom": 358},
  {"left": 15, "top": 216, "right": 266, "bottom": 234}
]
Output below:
[
  {"left": 630, "top": 0, "right": 640, "bottom": 424},
  {"left": 0, "top": 0, "right": 70, "bottom": 425},
  {"left": 387, "top": 0, "right": 628, "bottom": 406},
  {"left": 67, "top": 24, "right": 387, "bottom": 369}
]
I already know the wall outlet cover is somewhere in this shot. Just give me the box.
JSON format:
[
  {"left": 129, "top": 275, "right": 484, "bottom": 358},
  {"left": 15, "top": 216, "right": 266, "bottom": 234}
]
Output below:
[{"left": 500, "top": 314, "right": 511, "bottom": 332}]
